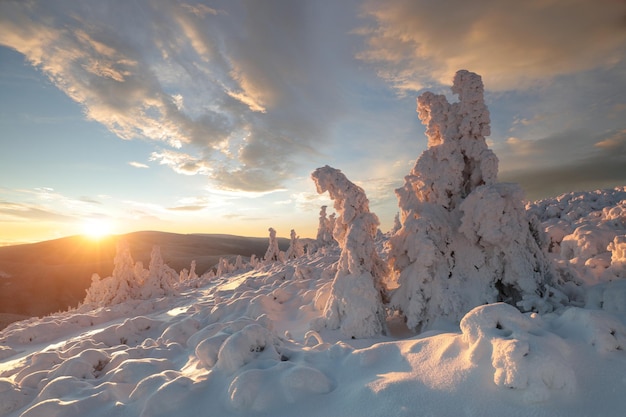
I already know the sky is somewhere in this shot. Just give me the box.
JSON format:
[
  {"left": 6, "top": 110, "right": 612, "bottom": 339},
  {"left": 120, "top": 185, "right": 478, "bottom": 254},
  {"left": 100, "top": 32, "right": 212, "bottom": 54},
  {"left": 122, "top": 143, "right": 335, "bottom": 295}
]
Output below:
[{"left": 1, "top": 0, "right": 625, "bottom": 245}]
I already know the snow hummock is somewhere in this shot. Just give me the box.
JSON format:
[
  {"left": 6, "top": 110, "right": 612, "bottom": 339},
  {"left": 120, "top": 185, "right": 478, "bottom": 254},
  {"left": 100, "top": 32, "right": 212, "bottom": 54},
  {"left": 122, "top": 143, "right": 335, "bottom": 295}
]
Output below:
[{"left": 1, "top": 70, "right": 626, "bottom": 416}]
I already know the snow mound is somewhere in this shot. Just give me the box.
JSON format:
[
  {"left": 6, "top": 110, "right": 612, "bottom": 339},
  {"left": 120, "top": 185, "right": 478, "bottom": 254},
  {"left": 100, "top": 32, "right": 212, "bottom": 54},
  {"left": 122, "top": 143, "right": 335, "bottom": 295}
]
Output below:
[{"left": 461, "top": 303, "right": 575, "bottom": 402}]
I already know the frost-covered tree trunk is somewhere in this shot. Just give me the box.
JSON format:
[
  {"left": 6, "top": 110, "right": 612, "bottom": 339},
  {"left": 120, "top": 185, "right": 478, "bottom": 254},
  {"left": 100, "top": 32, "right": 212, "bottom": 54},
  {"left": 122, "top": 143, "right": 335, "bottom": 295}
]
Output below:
[
  {"left": 388, "top": 70, "right": 554, "bottom": 331},
  {"left": 311, "top": 165, "right": 387, "bottom": 338}
]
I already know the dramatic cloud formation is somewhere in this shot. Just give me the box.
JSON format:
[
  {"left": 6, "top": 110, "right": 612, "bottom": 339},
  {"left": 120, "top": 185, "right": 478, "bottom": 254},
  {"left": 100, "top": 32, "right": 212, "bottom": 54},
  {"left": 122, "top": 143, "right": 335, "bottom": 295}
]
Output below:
[
  {"left": 358, "top": 0, "right": 626, "bottom": 91},
  {"left": 0, "top": 0, "right": 356, "bottom": 192}
]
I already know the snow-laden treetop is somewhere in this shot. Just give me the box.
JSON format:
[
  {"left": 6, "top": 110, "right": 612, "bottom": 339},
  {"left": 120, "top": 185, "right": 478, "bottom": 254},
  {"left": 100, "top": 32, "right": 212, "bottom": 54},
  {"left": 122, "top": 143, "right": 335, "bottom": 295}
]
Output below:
[{"left": 399, "top": 70, "right": 498, "bottom": 213}]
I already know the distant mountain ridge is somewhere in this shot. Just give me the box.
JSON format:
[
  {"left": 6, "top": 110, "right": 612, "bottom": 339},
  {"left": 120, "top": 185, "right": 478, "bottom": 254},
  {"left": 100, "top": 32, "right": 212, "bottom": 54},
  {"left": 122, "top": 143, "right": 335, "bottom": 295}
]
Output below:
[{"left": 0, "top": 231, "right": 289, "bottom": 323}]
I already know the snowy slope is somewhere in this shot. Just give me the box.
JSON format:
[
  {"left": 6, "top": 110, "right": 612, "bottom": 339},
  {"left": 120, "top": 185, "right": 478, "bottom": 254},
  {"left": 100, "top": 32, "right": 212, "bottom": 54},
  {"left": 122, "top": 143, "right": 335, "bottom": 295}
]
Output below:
[{"left": 1, "top": 187, "right": 626, "bottom": 417}]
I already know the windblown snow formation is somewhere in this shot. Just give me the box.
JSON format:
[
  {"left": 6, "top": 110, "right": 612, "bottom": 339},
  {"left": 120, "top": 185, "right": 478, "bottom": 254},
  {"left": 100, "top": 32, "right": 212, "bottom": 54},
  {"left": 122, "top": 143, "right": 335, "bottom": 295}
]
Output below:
[{"left": 388, "top": 70, "right": 555, "bottom": 331}]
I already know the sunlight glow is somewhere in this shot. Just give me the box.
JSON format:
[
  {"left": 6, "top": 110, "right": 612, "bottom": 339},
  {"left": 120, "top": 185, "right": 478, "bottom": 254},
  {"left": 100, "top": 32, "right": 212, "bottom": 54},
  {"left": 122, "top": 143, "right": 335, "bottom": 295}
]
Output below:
[{"left": 81, "top": 218, "right": 114, "bottom": 239}]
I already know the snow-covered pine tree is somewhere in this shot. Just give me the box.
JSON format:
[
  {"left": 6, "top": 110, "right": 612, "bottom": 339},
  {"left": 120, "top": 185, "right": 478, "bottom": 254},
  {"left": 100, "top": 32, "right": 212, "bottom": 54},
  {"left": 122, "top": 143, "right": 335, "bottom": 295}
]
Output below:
[
  {"left": 388, "top": 70, "right": 555, "bottom": 331},
  {"left": 311, "top": 165, "right": 388, "bottom": 338}
]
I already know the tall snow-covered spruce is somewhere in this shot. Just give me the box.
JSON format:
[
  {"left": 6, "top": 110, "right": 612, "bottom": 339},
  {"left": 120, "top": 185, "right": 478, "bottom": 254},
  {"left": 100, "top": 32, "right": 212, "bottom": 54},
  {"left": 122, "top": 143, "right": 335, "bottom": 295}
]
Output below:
[
  {"left": 388, "top": 70, "right": 555, "bottom": 331},
  {"left": 311, "top": 166, "right": 388, "bottom": 338}
]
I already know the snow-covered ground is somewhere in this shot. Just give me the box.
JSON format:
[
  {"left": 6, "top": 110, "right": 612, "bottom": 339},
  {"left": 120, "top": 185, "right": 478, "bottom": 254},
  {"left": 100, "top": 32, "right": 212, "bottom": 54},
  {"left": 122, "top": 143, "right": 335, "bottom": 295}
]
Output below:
[
  {"left": 1, "top": 70, "right": 625, "bottom": 416},
  {"left": 1, "top": 185, "right": 625, "bottom": 417}
]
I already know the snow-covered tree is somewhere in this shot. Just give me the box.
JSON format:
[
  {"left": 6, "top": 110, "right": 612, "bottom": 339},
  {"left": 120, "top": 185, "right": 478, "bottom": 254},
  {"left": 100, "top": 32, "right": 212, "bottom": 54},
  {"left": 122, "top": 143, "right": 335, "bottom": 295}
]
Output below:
[
  {"left": 234, "top": 255, "right": 244, "bottom": 271},
  {"left": 216, "top": 257, "right": 234, "bottom": 277},
  {"left": 180, "top": 260, "right": 198, "bottom": 282},
  {"left": 316, "top": 206, "right": 335, "bottom": 246},
  {"left": 138, "top": 246, "right": 178, "bottom": 299},
  {"left": 391, "top": 212, "right": 402, "bottom": 234},
  {"left": 263, "top": 227, "right": 283, "bottom": 263},
  {"left": 84, "top": 240, "right": 141, "bottom": 306},
  {"left": 84, "top": 242, "right": 183, "bottom": 307},
  {"left": 249, "top": 254, "right": 260, "bottom": 269},
  {"left": 388, "top": 70, "right": 554, "bottom": 331},
  {"left": 285, "top": 229, "right": 305, "bottom": 259},
  {"left": 311, "top": 165, "right": 388, "bottom": 338}
]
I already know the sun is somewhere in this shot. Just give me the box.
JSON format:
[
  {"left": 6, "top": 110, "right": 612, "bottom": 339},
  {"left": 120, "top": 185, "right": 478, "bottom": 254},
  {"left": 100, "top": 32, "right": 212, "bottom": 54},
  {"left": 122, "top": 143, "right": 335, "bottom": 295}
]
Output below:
[{"left": 81, "top": 218, "right": 114, "bottom": 240}]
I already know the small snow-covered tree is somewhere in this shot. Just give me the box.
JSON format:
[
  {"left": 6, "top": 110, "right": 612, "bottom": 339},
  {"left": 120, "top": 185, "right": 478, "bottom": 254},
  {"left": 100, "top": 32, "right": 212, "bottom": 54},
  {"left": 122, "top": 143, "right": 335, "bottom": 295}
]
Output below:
[
  {"left": 316, "top": 206, "right": 335, "bottom": 246},
  {"left": 391, "top": 212, "right": 402, "bottom": 234},
  {"left": 311, "top": 165, "right": 388, "bottom": 338},
  {"left": 263, "top": 227, "right": 283, "bottom": 263},
  {"left": 188, "top": 260, "right": 198, "bottom": 281},
  {"left": 84, "top": 242, "right": 185, "bottom": 307},
  {"left": 234, "top": 255, "right": 245, "bottom": 270},
  {"left": 249, "top": 254, "right": 260, "bottom": 269},
  {"left": 285, "top": 229, "right": 305, "bottom": 259},
  {"left": 216, "top": 257, "right": 236, "bottom": 277},
  {"left": 84, "top": 240, "right": 141, "bottom": 306},
  {"left": 388, "top": 70, "right": 554, "bottom": 331},
  {"left": 138, "top": 246, "right": 178, "bottom": 299}
]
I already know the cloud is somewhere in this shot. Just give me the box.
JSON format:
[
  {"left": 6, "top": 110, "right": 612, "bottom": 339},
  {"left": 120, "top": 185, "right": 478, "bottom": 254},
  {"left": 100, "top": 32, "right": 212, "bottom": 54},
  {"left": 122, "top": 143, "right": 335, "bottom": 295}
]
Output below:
[
  {"left": 0, "top": 201, "right": 73, "bottom": 223},
  {"left": 497, "top": 129, "right": 626, "bottom": 199},
  {"left": 0, "top": 0, "right": 358, "bottom": 192},
  {"left": 595, "top": 129, "right": 626, "bottom": 152},
  {"left": 358, "top": 0, "right": 626, "bottom": 91},
  {"left": 168, "top": 205, "right": 206, "bottom": 212},
  {"left": 129, "top": 161, "right": 149, "bottom": 169},
  {"left": 150, "top": 149, "right": 212, "bottom": 176}
]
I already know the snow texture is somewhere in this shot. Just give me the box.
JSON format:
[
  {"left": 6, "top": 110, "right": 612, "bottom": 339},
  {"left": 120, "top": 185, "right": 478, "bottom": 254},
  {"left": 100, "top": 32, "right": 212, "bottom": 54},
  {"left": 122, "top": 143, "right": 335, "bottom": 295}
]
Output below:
[
  {"left": 528, "top": 187, "right": 626, "bottom": 285},
  {"left": 388, "top": 70, "right": 554, "bottom": 331},
  {"left": 311, "top": 166, "right": 387, "bottom": 338}
]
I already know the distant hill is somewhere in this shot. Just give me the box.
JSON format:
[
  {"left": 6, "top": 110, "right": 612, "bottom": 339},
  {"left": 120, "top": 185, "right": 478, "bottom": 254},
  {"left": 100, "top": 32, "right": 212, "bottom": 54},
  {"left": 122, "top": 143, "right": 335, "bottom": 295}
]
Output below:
[{"left": 0, "top": 231, "right": 289, "bottom": 322}]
